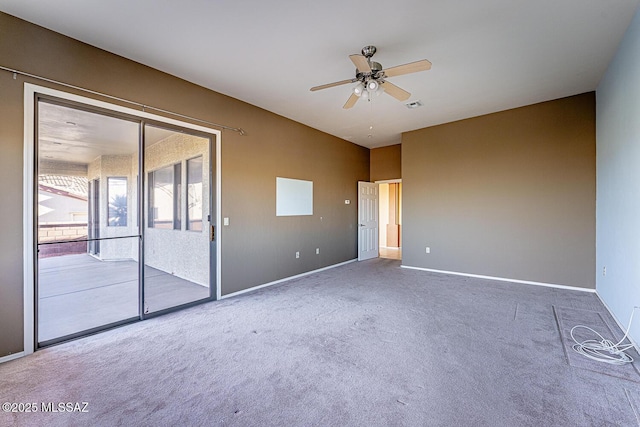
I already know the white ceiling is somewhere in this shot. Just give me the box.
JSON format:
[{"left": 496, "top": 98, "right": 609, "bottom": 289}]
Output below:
[{"left": 2, "top": 0, "right": 638, "bottom": 148}]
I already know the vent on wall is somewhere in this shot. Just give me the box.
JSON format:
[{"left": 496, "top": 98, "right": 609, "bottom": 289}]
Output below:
[{"left": 405, "top": 100, "right": 423, "bottom": 109}]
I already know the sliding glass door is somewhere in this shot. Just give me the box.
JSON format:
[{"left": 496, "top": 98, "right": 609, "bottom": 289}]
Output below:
[
  {"left": 36, "top": 100, "right": 141, "bottom": 344},
  {"left": 143, "top": 124, "right": 212, "bottom": 313},
  {"left": 35, "top": 98, "right": 215, "bottom": 346}
]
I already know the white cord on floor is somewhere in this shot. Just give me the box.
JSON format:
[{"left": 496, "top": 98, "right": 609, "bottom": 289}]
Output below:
[{"left": 570, "top": 306, "right": 640, "bottom": 365}]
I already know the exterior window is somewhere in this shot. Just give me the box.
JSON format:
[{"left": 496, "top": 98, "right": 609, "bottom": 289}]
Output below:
[
  {"left": 107, "top": 177, "right": 127, "bottom": 226},
  {"left": 148, "top": 164, "right": 181, "bottom": 229},
  {"left": 187, "top": 156, "right": 203, "bottom": 231}
]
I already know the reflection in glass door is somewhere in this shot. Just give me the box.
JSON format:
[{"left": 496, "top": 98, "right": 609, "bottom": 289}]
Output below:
[
  {"left": 36, "top": 100, "right": 140, "bottom": 345},
  {"left": 143, "top": 125, "right": 212, "bottom": 313}
]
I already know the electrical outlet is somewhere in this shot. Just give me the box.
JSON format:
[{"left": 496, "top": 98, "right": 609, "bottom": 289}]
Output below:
[
  {"left": 296, "top": 251, "right": 300, "bottom": 259},
  {"left": 426, "top": 247, "right": 430, "bottom": 254},
  {"left": 603, "top": 266, "right": 607, "bottom": 276},
  {"left": 316, "top": 248, "right": 319, "bottom": 255}
]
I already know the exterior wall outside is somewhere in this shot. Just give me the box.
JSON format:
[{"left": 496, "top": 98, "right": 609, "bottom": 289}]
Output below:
[
  {"left": 38, "top": 223, "right": 87, "bottom": 258},
  {"left": 0, "top": 12, "right": 369, "bottom": 357},
  {"left": 38, "top": 190, "right": 87, "bottom": 223},
  {"left": 145, "top": 133, "right": 210, "bottom": 287},
  {"left": 596, "top": 7, "right": 640, "bottom": 343},
  {"left": 402, "top": 93, "right": 596, "bottom": 289},
  {"left": 38, "top": 224, "right": 87, "bottom": 242},
  {"left": 89, "top": 154, "right": 137, "bottom": 261}
]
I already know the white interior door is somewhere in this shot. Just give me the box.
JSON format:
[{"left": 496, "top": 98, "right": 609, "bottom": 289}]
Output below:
[{"left": 358, "top": 181, "right": 379, "bottom": 261}]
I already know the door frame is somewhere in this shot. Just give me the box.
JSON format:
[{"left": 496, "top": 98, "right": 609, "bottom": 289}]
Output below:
[
  {"left": 375, "top": 178, "right": 402, "bottom": 251},
  {"left": 23, "top": 83, "right": 222, "bottom": 355}
]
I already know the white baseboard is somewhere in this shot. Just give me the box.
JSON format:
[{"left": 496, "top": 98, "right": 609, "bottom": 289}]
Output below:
[
  {"left": 0, "top": 352, "right": 25, "bottom": 364},
  {"left": 221, "top": 259, "right": 358, "bottom": 299},
  {"left": 400, "top": 265, "right": 596, "bottom": 293}
]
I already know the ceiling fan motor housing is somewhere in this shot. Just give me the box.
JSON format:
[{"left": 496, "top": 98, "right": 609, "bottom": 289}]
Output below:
[{"left": 356, "top": 61, "right": 383, "bottom": 81}]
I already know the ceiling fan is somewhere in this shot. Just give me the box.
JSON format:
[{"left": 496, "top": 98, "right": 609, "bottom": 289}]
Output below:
[{"left": 310, "top": 45, "right": 431, "bottom": 109}]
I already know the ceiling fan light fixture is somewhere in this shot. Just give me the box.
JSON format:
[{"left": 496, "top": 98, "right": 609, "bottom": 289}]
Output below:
[{"left": 312, "top": 45, "right": 431, "bottom": 111}]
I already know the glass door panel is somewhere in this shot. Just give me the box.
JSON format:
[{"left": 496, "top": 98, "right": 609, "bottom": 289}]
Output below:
[
  {"left": 143, "top": 124, "right": 211, "bottom": 313},
  {"left": 36, "top": 100, "right": 141, "bottom": 344},
  {"left": 37, "top": 238, "right": 139, "bottom": 342}
]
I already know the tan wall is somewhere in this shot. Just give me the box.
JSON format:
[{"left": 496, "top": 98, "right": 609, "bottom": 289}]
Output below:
[
  {"left": 370, "top": 144, "right": 401, "bottom": 181},
  {"left": 402, "top": 93, "right": 596, "bottom": 288},
  {"left": 0, "top": 12, "right": 369, "bottom": 357}
]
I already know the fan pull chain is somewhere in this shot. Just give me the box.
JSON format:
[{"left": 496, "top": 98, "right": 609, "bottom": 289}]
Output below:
[{"left": 368, "top": 95, "right": 374, "bottom": 140}]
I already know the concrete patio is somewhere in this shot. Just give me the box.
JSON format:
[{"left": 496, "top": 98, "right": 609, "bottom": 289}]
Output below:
[{"left": 38, "top": 253, "right": 210, "bottom": 342}]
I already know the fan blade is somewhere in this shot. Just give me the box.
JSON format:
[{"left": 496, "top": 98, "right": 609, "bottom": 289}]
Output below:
[
  {"left": 349, "top": 54, "right": 372, "bottom": 73},
  {"left": 380, "top": 81, "right": 411, "bottom": 101},
  {"left": 382, "top": 59, "right": 432, "bottom": 78},
  {"left": 343, "top": 93, "right": 359, "bottom": 109},
  {"left": 310, "top": 79, "right": 356, "bottom": 92}
]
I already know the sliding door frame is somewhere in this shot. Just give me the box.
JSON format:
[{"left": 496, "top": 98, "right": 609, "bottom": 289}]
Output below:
[{"left": 23, "top": 83, "right": 222, "bottom": 354}]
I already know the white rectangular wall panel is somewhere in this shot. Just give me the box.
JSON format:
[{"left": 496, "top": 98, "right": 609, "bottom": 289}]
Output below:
[{"left": 276, "top": 177, "right": 313, "bottom": 216}]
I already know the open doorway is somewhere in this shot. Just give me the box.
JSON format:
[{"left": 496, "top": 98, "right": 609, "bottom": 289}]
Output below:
[{"left": 378, "top": 180, "right": 402, "bottom": 260}]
